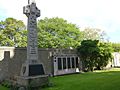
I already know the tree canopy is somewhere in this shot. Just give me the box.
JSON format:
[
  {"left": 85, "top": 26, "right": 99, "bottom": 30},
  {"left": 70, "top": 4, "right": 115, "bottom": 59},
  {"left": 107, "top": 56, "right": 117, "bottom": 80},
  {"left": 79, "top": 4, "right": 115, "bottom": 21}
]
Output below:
[
  {"left": 37, "top": 17, "right": 83, "bottom": 48},
  {"left": 77, "top": 40, "right": 113, "bottom": 71},
  {"left": 0, "top": 18, "right": 27, "bottom": 47},
  {"left": 0, "top": 17, "right": 83, "bottom": 48},
  {"left": 82, "top": 27, "right": 108, "bottom": 41},
  {"left": 112, "top": 43, "right": 120, "bottom": 52},
  {"left": 77, "top": 40, "right": 100, "bottom": 71},
  {"left": 96, "top": 42, "right": 113, "bottom": 69}
]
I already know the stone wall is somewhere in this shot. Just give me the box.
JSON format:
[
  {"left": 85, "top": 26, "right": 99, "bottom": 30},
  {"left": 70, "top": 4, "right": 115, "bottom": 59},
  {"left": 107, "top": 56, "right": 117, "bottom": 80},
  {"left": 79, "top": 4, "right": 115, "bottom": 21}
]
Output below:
[
  {"left": 0, "top": 47, "right": 116, "bottom": 81},
  {"left": 0, "top": 47, "right": 15, "bottom": 81},
  {"left": 0, "top": 47, "right": 78, "bottom": 80}
]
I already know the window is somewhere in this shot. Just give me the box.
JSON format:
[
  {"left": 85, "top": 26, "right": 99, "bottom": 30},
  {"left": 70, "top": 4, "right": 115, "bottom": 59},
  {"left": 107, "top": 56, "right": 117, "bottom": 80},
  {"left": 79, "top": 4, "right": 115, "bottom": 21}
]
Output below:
[
  {"left": 72, "top": 57, "right": 75, "bottom": 68},
  {"left": 67, "top": 57, "right": 71, "bottom": 69},
  {"left": 58, "top": 58, "right": 62, "bottom": 70},
  {"left": 76, "top": 57, "right": 79, "bottom": 68},
  {"left": 63, "top": 58, "right": 66, "bottom": 69},
  {"left": 56, "top": 55, "right": 79, "bottom": 70}
]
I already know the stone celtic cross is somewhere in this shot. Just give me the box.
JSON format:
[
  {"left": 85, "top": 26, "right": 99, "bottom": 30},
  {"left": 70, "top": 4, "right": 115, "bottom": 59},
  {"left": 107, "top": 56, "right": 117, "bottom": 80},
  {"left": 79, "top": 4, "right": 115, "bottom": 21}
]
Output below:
[
  {"left": 17, "top": 1, "right": 48, "bottom": 88},
  {"left": 23, "top": 0, "right": 40, "bottom": 64}
]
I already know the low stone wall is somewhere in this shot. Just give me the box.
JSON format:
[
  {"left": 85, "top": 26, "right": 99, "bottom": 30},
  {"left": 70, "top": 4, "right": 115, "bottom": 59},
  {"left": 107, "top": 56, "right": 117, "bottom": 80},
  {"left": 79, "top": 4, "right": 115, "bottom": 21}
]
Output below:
[
  {"left": 0, "top": 47, "right": 77, "bottom": 80},
  {"left": 0, "top": 47, "right": 116, "bottom": 81}
]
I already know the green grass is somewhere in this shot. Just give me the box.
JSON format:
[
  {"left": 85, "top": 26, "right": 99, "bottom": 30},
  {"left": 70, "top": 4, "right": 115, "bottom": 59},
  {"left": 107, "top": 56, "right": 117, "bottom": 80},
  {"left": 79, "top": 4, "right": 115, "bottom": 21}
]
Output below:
[
  {"left": 0, "top": 85, "right": 8, "bottom": 90},
  {"left": 43, "top": 68, "right": 120, "bottom": 90},
  {"left": 1, "top": 68, "right": 120, "bottom": 90}
]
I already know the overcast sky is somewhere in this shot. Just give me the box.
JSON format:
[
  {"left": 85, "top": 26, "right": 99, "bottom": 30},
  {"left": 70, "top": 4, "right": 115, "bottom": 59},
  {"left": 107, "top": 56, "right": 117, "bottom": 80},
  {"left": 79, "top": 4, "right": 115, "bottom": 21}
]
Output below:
[{"left": 0, "top": 0, "right": 120, "bottom": 42}]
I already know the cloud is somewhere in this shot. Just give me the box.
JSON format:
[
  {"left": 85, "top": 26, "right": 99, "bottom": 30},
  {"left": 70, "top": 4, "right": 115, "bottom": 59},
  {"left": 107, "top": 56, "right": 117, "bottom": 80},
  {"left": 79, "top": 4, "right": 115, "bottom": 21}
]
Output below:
[
  {"left": 0, "top": 8, "right": 7, "bottom": 20},
  {"left": 0, "top": 0, "right": 120, "bottom": 42}
]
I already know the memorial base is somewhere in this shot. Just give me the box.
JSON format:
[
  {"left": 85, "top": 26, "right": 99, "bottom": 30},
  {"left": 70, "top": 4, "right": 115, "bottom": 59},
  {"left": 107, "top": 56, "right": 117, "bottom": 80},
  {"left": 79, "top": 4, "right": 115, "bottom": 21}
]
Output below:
[
  {"left": 21, "top": 63, "right": 45, "bottom": 76},
  {"left": 18, "top": 63, "right": 49, "bottom": 89},
  {"left": 17, "top": 75, "right": 49, "bottom": 88}
]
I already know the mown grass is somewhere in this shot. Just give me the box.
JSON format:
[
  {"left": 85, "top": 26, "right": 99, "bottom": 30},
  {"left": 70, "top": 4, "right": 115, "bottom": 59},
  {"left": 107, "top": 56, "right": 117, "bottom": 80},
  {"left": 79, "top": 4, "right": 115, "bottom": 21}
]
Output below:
[
  {"left": 43, "top": 68, "right": 120, "bottom": 90},
  {"left": 1, "top": 68, "right": 120, "bottom": 90},
  {"left": 0, "top": 85, "right": 8, "bottom": 90}
]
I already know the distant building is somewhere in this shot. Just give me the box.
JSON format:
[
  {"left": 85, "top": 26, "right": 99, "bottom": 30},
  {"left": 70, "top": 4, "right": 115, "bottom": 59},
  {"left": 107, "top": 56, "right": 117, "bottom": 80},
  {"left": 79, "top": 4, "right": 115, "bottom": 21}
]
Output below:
[{"left": 113, "top": 52, "right": 120, "bottom": 67}]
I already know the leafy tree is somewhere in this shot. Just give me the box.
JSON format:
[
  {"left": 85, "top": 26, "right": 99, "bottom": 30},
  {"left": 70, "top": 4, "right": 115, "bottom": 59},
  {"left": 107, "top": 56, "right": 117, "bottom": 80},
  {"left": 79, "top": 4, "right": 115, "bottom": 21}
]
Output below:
[
  {"left": 0, "top": 18, "right": 27, "bottom": 47},
  {"left": 77, "top": 40, "right": 99, "bottom": 71},
  {"left": 37, "top": 17, "right": 83, "bottom": 48},
  {"left": 96, "top": 42, "right": 113, "bottom": 70},
  {"left": 0, "top": 17, "right": 83, "bottom": 48},
  {"left": 82, "top": 27, "right": 108, "bottom": 41},
  {"left": 77, "top": 40, "right": 113, "bottom": 71},
  {"left": 112, "top": 43, "right": 120, "bottom": 52}
]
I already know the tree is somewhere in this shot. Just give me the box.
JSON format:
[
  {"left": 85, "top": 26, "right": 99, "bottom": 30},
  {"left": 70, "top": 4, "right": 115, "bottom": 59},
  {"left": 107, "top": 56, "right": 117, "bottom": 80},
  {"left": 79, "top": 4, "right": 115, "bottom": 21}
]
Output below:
[
  {"left": 77, "top": 40, "right": 99, "bottom": 71},
  {"left": 112, "top": 43, "right": 120, "bottom": 52},
  {"left": 77, "top": 40, "right": 113, "bottom": 71},
  {"left": 82, "top": 27, "right": 108, "bottom": 41},
  {"left": 37, "top": 17, "right": 83, "bottom": 48},
  {"left": 96, "top": 42, "right": 113, "bottom": 69},
  {"left": 0, "top": 18, "right": 27, "bottom": 47}
]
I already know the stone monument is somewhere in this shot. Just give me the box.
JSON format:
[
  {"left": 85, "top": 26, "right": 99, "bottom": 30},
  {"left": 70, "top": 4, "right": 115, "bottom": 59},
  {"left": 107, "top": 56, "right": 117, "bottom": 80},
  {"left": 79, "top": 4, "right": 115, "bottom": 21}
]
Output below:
[{"left": 17, "top": 0, "right": 48, "bottom": 88}]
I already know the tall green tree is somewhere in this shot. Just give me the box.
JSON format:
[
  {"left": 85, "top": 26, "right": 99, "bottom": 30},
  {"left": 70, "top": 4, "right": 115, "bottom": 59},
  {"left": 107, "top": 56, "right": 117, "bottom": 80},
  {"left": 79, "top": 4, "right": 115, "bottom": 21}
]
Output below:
[
  {"left": 77, "top": 40, "right": 99, "bottom": 71},
  {"left": 96, "top": 42, "right": 113, "bottom": 69},
  {"left": 77, "top": 40, "right": 113, "bottom": 71},
  {"left": 37, "top": 17, "right": 83, "bottom": 48},
  {"left": 0, "top": 18, "right": 27, "bottom": 47},
  {"left": 82, "top": 27, "right": 108, "bottom": 41}
]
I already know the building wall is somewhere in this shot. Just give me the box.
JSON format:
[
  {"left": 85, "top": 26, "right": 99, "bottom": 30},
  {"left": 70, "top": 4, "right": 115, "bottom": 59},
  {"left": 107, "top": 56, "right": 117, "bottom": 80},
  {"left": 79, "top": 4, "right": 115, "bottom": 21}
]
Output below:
[
  {"left": 0, "top": 47, "right": 15, "bottom": 81},
  {"left": 0, "top": 47, "right": 78, "bottom": 81},
  {"left": 0, "top": 47, "right": 117, "bottom": 81},
  {"left": 113, "top": 52, "right": 120, "bottom": 67}
]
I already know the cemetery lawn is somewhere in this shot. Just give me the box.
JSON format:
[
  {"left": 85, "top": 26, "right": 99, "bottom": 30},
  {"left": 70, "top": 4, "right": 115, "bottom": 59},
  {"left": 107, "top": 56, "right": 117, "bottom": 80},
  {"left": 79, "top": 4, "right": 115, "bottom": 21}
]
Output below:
[
  {"left": 0, "top": 68, "right": 120, "bottom": 90},
  {"left": 43, "top": 68, "right": 120, "bottom": 90},
  {"left": 0, "top": 85, "right": 8, "bottom": 90}
]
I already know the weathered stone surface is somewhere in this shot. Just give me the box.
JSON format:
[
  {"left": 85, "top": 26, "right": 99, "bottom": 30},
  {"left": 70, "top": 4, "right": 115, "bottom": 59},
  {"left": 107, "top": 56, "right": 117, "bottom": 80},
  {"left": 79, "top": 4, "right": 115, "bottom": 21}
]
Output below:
[
  {"left": 0, "top": 47, "right": 79, "bottom": 79},
  {"left": 17, "top": 75, "right": 49, "bottom": 87},
  {"left": 0, "top": 47, "right": 80, "bottom": 79},
  {"left": 18, "top": 87, "right": 26, "bottom": 90},
  {"left": 23, "top": 2, "right": 40, "bottom": 65},
  {"left": 18, "top": 1, "right": 48, "bottom": 88}
]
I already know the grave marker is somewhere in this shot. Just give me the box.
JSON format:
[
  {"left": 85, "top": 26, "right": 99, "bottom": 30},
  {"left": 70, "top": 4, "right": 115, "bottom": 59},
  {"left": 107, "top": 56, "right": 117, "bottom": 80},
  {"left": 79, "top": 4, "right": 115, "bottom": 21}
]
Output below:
[{"left": 17, "top": 0, "right": 48, "bottom": 88}]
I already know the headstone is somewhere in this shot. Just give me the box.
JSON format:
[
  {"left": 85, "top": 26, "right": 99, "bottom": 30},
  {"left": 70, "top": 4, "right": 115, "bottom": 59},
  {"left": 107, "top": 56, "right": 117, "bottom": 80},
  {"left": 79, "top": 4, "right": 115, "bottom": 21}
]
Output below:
[{"left": 16, "top": 0, "right": 48, "bottom": 88}]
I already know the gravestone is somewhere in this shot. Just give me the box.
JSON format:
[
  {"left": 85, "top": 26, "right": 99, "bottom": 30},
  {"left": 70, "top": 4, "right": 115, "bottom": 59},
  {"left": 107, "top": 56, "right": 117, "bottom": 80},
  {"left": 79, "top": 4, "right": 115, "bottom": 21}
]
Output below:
[{"left": 17, "top": 0, "right": 48, "bottom": 88}]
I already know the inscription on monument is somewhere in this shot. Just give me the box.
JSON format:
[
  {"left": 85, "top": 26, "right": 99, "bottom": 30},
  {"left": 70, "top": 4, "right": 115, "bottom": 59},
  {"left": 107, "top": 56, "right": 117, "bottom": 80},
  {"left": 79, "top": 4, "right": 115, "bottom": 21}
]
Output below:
[{"left": 29, "top": 64, "right": 45, "bottom": 76}]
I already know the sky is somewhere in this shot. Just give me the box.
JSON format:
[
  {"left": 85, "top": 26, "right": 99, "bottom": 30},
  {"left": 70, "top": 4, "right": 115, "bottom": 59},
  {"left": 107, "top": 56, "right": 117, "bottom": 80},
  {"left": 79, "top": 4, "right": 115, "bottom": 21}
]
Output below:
[{"left": 0, "top": 0, "right": 120, "bottom": 42}]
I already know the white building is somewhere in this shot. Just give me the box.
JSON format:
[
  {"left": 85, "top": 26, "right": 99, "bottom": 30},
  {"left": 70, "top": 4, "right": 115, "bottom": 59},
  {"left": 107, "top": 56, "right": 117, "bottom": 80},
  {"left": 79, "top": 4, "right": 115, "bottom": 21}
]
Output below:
[{"left": 113, "top": 52, "right": 120, "bottom": 67}]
